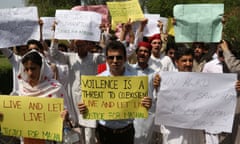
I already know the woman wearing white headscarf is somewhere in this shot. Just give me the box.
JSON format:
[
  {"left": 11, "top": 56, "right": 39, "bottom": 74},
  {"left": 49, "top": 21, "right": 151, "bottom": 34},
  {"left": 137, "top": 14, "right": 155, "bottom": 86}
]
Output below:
[{"left": 17, "top": 50, "right": 73, "bottom": 144}]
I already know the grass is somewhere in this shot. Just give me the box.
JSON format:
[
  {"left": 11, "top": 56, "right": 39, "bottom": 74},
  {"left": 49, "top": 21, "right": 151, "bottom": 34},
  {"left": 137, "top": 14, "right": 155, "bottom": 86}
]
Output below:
[{"left": 0, "top": 55, "right": 11, "bottom": 69}]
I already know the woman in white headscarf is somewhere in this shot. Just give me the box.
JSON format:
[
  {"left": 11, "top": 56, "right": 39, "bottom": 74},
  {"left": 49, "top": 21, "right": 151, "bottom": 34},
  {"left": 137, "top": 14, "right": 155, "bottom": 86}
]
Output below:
[{"left": 17, "top": 50, "right": 72, "bottom": 144}]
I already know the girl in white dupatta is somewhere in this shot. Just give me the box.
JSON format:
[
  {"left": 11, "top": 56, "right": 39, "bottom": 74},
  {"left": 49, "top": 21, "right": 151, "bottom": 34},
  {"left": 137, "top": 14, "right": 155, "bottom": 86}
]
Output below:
[{"left": 18, "top": 50, "right": 69, "bottom": 144}]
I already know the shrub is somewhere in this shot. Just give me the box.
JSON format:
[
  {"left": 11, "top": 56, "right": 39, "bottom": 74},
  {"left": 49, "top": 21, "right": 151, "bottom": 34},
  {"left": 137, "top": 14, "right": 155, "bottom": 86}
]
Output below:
[{"left": 0, "top": 55, "right": 13, "bottom": 94}]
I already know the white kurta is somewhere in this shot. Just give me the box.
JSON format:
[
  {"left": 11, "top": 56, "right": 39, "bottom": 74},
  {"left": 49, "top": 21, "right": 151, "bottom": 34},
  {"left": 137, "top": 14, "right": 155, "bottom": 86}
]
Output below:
[
  {"left": 202, "top": 58, "right": 223, "bottom": 73},
  {"left": 50, "top": 42, "right": 105, "bottom": 144},
  {"left": 202, "top": 57, "right": 223, "bottom": 144},
  {"left": 148, "top": 55, "right": 176, "bottom": 72},
  {"left": 162, "top": 126, "right": 205, "bottom": 144},
  {"left": 50, "top": 42, "right": 105, "bottom": 128}
]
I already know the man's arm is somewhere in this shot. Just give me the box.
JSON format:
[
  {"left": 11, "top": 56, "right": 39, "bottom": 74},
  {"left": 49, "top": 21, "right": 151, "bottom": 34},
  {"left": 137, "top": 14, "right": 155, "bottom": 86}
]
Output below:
[
  {"left": 49, "top": 39, "right": 69, "bottom": 65},
  {"left": 221, "top": 40, "right": 240, "bottom": 73}
]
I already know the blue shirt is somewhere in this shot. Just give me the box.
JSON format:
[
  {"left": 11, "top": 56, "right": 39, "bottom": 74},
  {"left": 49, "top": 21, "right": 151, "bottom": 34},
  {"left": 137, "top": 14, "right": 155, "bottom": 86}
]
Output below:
[{"left": 98, "top": 64, "right": 137, "bottom": 129}]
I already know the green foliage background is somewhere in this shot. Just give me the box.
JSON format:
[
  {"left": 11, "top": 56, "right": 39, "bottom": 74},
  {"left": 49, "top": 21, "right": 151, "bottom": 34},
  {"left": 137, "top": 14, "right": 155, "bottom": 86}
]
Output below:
[
  {"left": 26, "top": 0, "right": 240, "bottom": 53},
  {"left": 146, "top": 0, "right": 240, "bottom": 55},
  {"left": 0, "top": 55, "right": 13, "bottom": 94}
]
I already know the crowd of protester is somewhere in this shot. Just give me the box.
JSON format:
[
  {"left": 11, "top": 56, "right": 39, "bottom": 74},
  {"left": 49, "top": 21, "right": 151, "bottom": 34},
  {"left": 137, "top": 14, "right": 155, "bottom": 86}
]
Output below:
[{"left": 1, "top": 4, "right": 240, "bottom": 144}]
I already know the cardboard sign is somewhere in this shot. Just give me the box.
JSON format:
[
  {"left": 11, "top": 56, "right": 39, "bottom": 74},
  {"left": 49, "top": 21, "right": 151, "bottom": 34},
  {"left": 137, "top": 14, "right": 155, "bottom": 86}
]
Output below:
[
  {"left": 107, "top": 0, "right": 144, "bottom": 29},
  {"left": 81, "top": 76, "right": 148, "bottom": 120},
  {"left": 0, "top": 7, "right": 39, "bottom": 48},
  {"left": 40, "top": 17, "right": 55, "bottom": 40},
  {"left": 173, "top": 4, "right": 224, "bottom": 42},
  {"left": 72, "top": 5, "right": 109, "bottom": 24},
  {"left": 155, "top": 72, "right": 237, "bottom": 133},
  {"left": 55, "top": 10, "right": 101, "bottom": 41},
  {"left": 0, "top": 96, "right": 64, "bottom": 141}
]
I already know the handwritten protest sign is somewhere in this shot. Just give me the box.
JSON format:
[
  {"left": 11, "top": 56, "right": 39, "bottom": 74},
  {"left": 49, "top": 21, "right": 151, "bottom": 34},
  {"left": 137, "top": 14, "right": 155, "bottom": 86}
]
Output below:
[
  {"left": 81, "top": 76, "right": 148, "bottom": 120},
  {"left": 72, "top": 5, "right": 109, "bottom": 24},
  {"left": 107, "top": 0, "right": 144, "bottom": 29},
  {"left": 0, "top": 95, "right": 64, "bottom": 141},
  {"left": 40, "top": 17, "right": 55, "bottom": 40},
  {"left": 155, "top": 72, "right": 237, "bottom": 133},
  {"left": 173, "top": 4, "right": 224, "bottom": 42},
  {"left": 55, "top": 10, "right": 101, "bottom": 41},
  {"left": 0, "top": 7, "right": 39, "bottom": 48}
]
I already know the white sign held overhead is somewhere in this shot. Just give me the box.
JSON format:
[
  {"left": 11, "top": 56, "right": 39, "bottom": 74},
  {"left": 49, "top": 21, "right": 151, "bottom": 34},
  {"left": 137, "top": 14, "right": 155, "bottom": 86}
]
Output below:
[
  {"left": 143, "top": 14, "right": 160, "bottom": 36},
  {"left": 158, "top": 17, "right": 168, "bottom": 34},
  {"left": 55, "top": 10, "right": 102, "bottom": 42},
  {"left": 40, "top": 17, "right": 55, "bottom": 40},
  {"left": 0, "top": 7, "right": 39, "bottom": 48}
]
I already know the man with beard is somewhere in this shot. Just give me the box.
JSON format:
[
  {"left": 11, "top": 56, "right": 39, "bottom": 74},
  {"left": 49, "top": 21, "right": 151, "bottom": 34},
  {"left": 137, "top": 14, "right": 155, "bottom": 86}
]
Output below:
[
  {"left": 192, "top": 42, "right": 208, "bottom": 72},
  {"left": 130, "top": 41, "right": 161, "bottom": 144}
]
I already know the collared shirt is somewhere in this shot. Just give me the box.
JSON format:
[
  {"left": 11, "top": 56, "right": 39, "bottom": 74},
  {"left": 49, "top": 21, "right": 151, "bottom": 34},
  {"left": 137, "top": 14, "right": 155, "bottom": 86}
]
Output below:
[
  {"left": 131, "top": 63, "right": 155, "bottom": 98},
  {"left": 98, "top": 64, "right": 138, "bottom": 129},
  {"left": 131, "top": 63, "right": 155, "bottom": 76}
]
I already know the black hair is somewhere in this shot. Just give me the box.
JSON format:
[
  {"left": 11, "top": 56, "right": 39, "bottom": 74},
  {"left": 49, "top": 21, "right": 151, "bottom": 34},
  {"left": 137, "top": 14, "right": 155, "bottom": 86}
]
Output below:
[
  {"left": 192, "top": 42, "right": 206, "bottom": 50},
  {"left": 58, "top": 43, "right": 68, "bottom": 52},
  {"left": 44, "top": 40, "right": 51, "bottom": 47},
  {"left": 22, "top": 52, "right": 42, "bottom": 67},
  {"left": 27, "top": 39, "right": 43, "bottom": 51},
  {"left": 175, "top": 47, "right": 194, "bottom": 60},
  {"left": 166, "top": 42, "right": 177, "bottom": 53},
  {"left": 16, "top": 45, "right": 27, "bottom": 52},
  {"left": 105, "top": 40, "right": 126, "bottom": 57},
  {"left": 95, "top": 44, "right": 103, "bottom": 51}
]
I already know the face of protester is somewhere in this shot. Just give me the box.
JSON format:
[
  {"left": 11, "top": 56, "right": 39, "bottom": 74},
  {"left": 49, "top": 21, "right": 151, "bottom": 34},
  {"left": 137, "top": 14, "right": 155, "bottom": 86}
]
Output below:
[
  {"left": 74, "top": 40, "right": 91, "bottom": 58},
  {"left": 150, "top": 39, "right": 162, "bottom": 57},
  {"left": 23, "top": 60, "right": 41, "bottom": 87},
  {"left": 58, "top": 46, "right": 68, "bottom": 52},
  {"left": 89, "top": 46, "right": 98, "bottom": 53},
  {"left": 136, "top": 46, "right": 151, "bottom": 65},
  {"left": 106, "top": 49, "right": 126, "bottom": 76},
  {"left": 28, "top": 44, "right": 44, "bottom": 54},
  {"left": 167, "top": 48, "right": 175, "bottom": 62},
  {"left": 175, "top": 55, "right": 193, "bottom": 72},
  {"left": 17, "top": 46, "right": 28, "bottom": 56},
  {"left": 194, "top": 45, "right": 204, "bottom": 58}
]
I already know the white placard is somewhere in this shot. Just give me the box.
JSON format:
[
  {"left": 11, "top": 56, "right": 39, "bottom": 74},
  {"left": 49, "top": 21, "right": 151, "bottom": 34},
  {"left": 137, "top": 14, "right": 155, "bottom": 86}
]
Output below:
[
  {"left": 173, "top": 4, "right": 224, "bottom": 42},
  {"left": 155, "top": 72, "right": 237, "bottom": 133},
  {"left": 54, "top": 10, "right": 102, "bottom": 41},
  {"left": 40, "top": 17, "right": 55, "bottom": 40},
  {"left": 158, "top": 17, "right": 168, "bottom": 34},
  {"left": 132, "top": 14, "right": 168, "bottom": 37},
  {"left": 143, "top": 14, "right": 160, "bottom": 36},
  {"left": 0, "top": 7, "right": 39, "bottom": 48}
]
